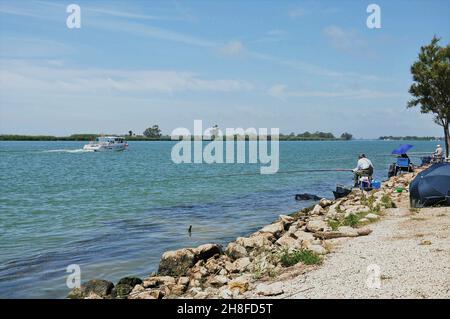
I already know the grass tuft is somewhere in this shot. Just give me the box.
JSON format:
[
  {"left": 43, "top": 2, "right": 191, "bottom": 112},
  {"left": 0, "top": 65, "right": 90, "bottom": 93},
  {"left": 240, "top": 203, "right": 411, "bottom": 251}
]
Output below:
[{"left": 279, "top": 249, "right": 322, "bottom": 267}]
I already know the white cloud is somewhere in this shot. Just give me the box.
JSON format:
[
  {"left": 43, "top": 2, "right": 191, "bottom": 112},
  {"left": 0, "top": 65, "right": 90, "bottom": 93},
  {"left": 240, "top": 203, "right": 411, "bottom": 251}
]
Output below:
[
  {"left": 289, "top": 8, "right": 306, "bottom": 18},
  {"left": 0, "top": 60, "right": 254, "bottom": 96},
  {"left": 219, "top": 41, "right": 245, "bottom": 56},
  {"left": 323, "top": 25, "right": 372, "bottom": 56},
  {"left": 268, "top": 84, "right": 287, "bottom": 99},
  {"left": 268, "top": 84, "right": 403, "bottom": 100}
]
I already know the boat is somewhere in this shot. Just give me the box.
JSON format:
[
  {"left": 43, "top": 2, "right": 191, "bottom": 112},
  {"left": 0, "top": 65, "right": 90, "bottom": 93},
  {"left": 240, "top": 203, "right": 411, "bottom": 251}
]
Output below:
[{"left": 83, "top": 136, "right": 128, "bottom": 152}]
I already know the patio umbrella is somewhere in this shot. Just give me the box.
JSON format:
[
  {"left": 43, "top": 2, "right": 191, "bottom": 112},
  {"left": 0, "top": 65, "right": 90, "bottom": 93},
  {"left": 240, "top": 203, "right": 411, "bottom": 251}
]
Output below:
[
  {"left": 391, "top": 144, "right": 413, "bottom": 155},
  {"left": 410, "top": 163, "right": 450, "bottom": 207}
]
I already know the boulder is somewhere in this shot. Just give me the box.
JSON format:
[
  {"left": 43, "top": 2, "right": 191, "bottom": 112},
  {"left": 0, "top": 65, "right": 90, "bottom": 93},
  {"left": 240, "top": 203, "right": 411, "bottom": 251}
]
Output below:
[
  {"left": 208, "top": 275, "right": 229, "bottom": 287},
  {"left": 365, "top": 213, "right": 379, "bottom": 221},
  {"left": 278, "top": 215, "right": 295, "bottom": 228},
  {"left": 319, "top": 198, "right": 333, "bottom": 208},
  {"left": 218, "top": 287, "right": 233, "bottom": 299},
  {"left": 225, "top": 242, "right": 247, "bottom": 260},
  {"left": 295, "top": 193, "right": 321, "bottom": 201},
  {"left": 170, "top": 284, "right": 188, "bottom": 296},
  {"left": 143, "top": 276, "right": 176, "bottom": 288},
  {"left": 357, "top": 227, "right": 372, "bottom": 236},
  {"left": 178, "top": 276, "right": 190, "bottom": 287},
  {"left": 158, "top": 248, "right": 196, "bottom": 276},
  {"left": 305, "top": 244, "right": 327, "bottom": 255},
  {"left": 233, "top": 257, "right": 251, "bottom": 271},
  {"left": 130, "top": 284, "right": 144, "bottom": 295},
  {"left": 305, "top": 219, "right": 328, "bottom": 233},
  {"left": 260, "top": 222, "right": 285, "bottom": 237},
  {"left": 255, "top": 282, "right": 284, "bottom": 296},
  {"left": 313, "top": 226, "right": 372, "bottom": 239},
  {"left": 236, "top": 234, "right": 272, "bottom": 249},
  {"left": 228, "top": 275, "right": 250, "bottom": 293},
  {"left": 194, "top": 243, "right": 223, "bottom": 261},
  {"left": 67, "top": 279, "right": 114, "bottom": 299},
  {"left": 275, "top": 235, "right": 302, "bottom": 250},
  {"left": 292, "top": 230, "right": 315, "bottom": 243},
  {"left": 310, "top": 204, "right": 326, "bottom": 215},
  {"left": 111, "top": 283, "right": 133, "bottom": 299},
  {"left": 336, "top": 226, "right": 360, "bottom": 237},
  {"left": 325, "top": 201, "right": 342, "bottom": 219}
]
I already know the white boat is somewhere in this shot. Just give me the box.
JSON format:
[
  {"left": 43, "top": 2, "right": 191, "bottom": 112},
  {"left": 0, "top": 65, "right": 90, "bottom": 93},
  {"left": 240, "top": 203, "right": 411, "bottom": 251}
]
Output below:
[{"left": 83, "top": 136, "right": 128, "bottom": 152}]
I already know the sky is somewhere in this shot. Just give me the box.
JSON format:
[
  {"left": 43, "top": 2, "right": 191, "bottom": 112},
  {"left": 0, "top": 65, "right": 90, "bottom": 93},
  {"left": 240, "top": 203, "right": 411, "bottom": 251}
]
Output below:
[{"left": 0, "top": 0, "right": 449, "bottom": 138}]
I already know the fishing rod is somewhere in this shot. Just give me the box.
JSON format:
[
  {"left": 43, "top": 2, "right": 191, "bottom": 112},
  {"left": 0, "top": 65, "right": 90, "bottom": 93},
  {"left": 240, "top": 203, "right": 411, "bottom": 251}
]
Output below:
[{"left": 152, "top": 168, "right": 354, "bottom": 183}]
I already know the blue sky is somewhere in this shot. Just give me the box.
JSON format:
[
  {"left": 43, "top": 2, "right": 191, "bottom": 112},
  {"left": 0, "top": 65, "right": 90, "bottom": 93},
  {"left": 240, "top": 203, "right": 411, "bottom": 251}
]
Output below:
[{"left": 0, "top": 0, "right": 449, "bottom": 138}]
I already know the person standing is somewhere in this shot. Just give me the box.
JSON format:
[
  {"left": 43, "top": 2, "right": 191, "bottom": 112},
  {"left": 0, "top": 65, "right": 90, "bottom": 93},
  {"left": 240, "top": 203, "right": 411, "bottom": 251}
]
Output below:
[{"left": 353, "top": 154, "right": 374, "bottom": 187}]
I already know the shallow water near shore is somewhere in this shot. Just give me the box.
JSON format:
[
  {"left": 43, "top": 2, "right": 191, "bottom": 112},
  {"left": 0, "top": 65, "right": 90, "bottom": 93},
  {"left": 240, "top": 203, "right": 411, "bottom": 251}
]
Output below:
[{"left": 0, "top": 140, "right": 439, "bottom": 298}]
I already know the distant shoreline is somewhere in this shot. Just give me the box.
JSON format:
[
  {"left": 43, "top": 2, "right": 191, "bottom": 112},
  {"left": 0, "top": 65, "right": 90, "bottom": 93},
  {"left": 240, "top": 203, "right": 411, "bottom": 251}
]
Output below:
[{"left": 0, "top": 135, "right": 443, "bottom": 142}]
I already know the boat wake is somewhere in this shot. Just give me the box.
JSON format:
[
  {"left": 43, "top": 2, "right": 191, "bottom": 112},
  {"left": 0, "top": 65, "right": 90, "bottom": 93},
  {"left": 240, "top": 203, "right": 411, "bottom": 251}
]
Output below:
[{"left": 42, "top": 149, "right": 94, "bottom": 153}]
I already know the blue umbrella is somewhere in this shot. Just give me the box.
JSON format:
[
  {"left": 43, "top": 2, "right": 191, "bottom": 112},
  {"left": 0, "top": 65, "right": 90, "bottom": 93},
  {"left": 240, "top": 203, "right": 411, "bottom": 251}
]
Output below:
[{"left": 391, "top": 144, "right": 413, "bottom": 155}]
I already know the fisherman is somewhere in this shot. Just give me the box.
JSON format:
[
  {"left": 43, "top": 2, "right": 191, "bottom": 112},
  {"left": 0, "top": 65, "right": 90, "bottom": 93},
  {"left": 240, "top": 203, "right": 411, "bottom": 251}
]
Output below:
[
  {"left": 353, "top": 153, "right": 374, "bottom": 187},
  {"left": 432, "top": 144, "right": 443, "bottom": 163}
]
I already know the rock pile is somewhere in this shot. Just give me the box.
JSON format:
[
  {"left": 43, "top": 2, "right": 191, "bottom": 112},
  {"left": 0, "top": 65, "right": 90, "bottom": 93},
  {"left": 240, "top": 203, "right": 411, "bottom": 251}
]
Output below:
[{"left": 68, "top": 170, "right": 419, "bottom": 299}]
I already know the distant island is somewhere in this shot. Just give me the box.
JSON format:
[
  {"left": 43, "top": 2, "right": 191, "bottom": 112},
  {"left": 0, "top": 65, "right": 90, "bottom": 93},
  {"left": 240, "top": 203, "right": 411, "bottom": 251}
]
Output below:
[
  {"left": 0, "top": 130, "right": 354, "bottom": 141},
  {"left": 378, "top": 136, "right": 443, "bottom": 141}
]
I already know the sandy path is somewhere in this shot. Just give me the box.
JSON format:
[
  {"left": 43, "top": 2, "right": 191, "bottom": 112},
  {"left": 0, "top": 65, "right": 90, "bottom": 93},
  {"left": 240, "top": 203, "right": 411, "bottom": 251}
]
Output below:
[{"left": 249, "top": 196, "right": 450, "bottom": 299}]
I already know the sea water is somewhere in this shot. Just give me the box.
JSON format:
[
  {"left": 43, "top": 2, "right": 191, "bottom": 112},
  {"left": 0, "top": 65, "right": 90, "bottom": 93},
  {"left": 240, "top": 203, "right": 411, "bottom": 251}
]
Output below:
[{"left": 0, "top": 140, "right": 439, "bottom": 298}]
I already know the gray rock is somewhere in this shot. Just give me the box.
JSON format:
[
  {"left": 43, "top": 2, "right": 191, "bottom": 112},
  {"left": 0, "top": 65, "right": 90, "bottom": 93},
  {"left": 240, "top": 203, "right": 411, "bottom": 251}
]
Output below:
[
  {"left": 365, "top": 213, "right": 379, "bottom": 220},
  {"left": 194, "top": 243, "right": 223, "bottom": 261},
  {"left": 158, "top": 248, "right": 197, "bottom": 276},
  {"left": 225, "top": 242, "right": 247, "bottom": 260},
  {"left": 306, "top": 219, "right": 328, "bottom": 233},
  {"left": 256, "top": 282, "right": 284, "bottom": 296}
]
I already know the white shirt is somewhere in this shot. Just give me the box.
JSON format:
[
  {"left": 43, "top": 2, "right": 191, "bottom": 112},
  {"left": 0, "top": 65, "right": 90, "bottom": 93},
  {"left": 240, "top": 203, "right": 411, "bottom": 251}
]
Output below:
[
  {"left": 355, "top": 158, "right": 373, "bottom": 171},
  {"left": 435, "top": 147, "right": 443, "bottom": 156}
]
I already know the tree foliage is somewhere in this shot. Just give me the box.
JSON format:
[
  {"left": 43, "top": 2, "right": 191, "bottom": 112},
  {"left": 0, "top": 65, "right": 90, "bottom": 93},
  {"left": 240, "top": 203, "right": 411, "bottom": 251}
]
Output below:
[
  {"left": 408, "top": 36, "right": 450, "bottom": 156},
  {"left": 143, "top": 125, "right": 162, "bottom": 138}
]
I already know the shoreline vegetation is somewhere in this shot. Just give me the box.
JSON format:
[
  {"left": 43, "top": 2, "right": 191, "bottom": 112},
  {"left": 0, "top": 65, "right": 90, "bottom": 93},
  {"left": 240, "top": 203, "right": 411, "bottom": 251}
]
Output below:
[
  {"left": 68, "top": 165, "right": 450, "bottom": 299},
  {"left": 0, "top": 133, "right": 443, "bottom": 142}
]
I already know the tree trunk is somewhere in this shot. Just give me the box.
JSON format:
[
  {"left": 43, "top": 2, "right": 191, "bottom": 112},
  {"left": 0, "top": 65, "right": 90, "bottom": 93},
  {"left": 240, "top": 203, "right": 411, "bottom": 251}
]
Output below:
[{"left": 444, "top": 123, "right": 450, "bottom": 159}]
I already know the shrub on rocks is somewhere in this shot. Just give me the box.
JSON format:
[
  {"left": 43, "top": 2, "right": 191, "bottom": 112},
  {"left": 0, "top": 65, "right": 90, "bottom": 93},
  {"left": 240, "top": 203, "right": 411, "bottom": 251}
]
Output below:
[
  {"left": 279, "top": 249, "right": 322, "bottom": 267},
  {"left": 111, "top": 283, "right": 133, "bottom": 299},
  {"left": 117, "top": 276, "right": 143, "bottom": 287},
  {"left": 67, "top": 279, "right": 114, "bottom": 299}
]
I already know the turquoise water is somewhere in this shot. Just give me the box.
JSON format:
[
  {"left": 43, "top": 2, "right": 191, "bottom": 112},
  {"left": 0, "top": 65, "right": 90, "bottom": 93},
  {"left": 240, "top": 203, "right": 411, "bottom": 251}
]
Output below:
[{"left": 0, "top": 140, "right": 439, "bottom": 298}]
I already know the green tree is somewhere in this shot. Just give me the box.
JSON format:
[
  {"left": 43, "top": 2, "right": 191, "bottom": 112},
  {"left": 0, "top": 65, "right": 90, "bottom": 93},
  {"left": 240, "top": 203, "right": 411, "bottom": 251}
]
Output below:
[
  {"left": 408, "top": 36, "right": 450, "bottom": 157},
  {"left": 340, "top": 132, "right": 353, "bottom": 140},
  {"left": 128, "top": 130, "right": 133, "bottom": 136},
  {"left": 143, "top": 125, "right": 162, "bottom": 138}
]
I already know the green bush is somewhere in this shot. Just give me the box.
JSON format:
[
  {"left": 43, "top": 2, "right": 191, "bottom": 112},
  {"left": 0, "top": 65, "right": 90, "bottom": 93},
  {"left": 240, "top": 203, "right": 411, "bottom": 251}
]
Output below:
[
  {"left": 343, "top": 213, "right": 361, "bottom": 227},
  {"left": 279, "top": 249, "right": 322, "bottom": 267}
]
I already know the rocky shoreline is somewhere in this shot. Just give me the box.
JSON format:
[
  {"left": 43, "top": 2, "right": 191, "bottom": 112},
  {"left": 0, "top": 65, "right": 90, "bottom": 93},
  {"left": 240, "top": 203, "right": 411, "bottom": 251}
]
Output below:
[{"left": 68, "top": 169, "right": 426, "bottom": 299}]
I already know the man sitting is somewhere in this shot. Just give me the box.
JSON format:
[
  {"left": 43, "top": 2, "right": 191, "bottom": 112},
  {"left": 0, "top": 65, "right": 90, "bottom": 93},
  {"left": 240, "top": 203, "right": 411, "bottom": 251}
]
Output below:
[
  {"left": 432, "top": 144, "right": 443, "bottom": 163},
  {"left": 353, "top": 153, "right": 374, "bottom": 187}
]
